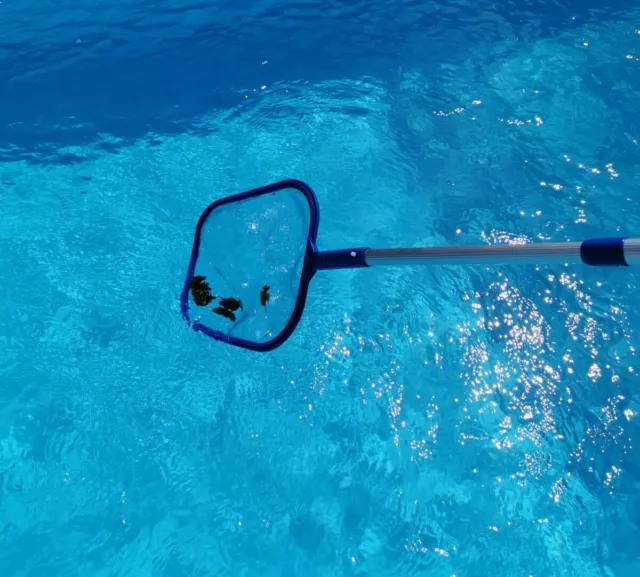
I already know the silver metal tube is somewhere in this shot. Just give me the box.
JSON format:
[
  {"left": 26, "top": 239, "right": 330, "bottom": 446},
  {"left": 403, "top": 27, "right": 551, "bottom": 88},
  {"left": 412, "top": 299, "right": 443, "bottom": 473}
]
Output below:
[
  {"left": 624, "top": 238, "right": 640, "bottom": 264},
  {"left": 364, "top": 243, "right": 584, "bottom": 266}
]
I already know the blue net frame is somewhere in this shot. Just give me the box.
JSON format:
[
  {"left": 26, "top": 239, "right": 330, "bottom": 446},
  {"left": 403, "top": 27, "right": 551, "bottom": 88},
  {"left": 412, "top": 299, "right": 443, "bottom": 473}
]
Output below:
[{"left": 181, "top": 180, "right": 319, "bottom": 352}]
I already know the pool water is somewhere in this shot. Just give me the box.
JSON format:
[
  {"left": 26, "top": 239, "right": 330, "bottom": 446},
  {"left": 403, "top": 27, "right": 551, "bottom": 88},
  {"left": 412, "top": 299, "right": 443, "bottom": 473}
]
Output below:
[{"left": 2, "top": 1, "right": 640, "bottom": 575}]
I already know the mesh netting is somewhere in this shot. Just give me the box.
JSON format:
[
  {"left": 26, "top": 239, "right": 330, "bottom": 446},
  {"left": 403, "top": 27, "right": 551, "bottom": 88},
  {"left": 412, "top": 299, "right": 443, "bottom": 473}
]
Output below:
[{"left": 185, "top": 187, "right": 311, "bottom": 345}]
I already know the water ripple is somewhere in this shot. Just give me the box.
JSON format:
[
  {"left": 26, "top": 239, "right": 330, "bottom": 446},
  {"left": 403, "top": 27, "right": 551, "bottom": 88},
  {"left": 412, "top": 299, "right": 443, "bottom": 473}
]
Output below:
[{"left": 2, "top": 2, "right": 640, "bottom": 576}]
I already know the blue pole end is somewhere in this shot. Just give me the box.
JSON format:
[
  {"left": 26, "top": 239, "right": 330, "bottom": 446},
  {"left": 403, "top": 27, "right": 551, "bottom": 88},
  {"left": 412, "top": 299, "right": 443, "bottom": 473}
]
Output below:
[
  {"left": 580, "top": 237, "right": 627, "bottom": 266},
  {"left": 314, "top": 248, "right": 369, "bottom": 270}
]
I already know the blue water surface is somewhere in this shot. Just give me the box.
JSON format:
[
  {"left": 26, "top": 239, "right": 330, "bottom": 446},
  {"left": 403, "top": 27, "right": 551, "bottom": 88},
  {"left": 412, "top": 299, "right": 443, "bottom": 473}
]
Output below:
[{"left": 2, "top": 1, "right": 640, "bottom": 575}]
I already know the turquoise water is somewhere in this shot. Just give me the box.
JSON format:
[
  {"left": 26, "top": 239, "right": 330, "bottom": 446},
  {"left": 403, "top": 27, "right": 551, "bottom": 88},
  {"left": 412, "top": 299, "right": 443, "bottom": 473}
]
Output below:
[{"left": 2, "top": 1, "right": 640, "bottom": 575}]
